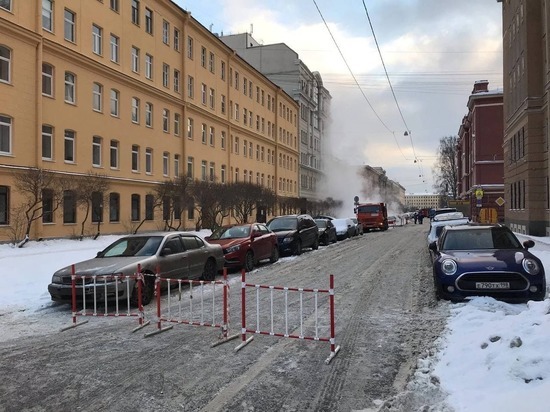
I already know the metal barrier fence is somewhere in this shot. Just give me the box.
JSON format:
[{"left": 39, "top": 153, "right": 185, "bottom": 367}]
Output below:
[
  {"left": 235, "top": 270, "right": 341, "bottom": 364},
  {"left": 144, "top": 269, "right": 238, "bottom": 346},
  {"left": 61, "top": 264, "right": 149, "bottom": 332}
]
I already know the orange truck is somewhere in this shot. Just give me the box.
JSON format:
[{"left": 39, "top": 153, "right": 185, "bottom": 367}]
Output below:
[{"left": 354, "top": 201, "right": 388, "bottom": 232}]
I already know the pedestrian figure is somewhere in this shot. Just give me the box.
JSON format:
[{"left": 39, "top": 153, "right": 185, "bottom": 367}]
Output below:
[
  {"left": 418, "top": 213, "right": 424, "bottom": 224},
  {"left": 413, "top": 212, "right": 418, "bottom": 224}
]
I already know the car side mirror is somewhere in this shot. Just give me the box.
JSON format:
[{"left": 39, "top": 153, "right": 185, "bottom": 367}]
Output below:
[
  {"left": 429, "top": 241, "right": 438, "bottom": 252},
  {"left": 96, "top": 251, "right": 102, "bottom": 257},
  {"left": 523, "top": 240, "right": 535, "bottom": 249},
  {"left": 160, "top": 247, "right": 172, "bottom": 256},
  {"left": 204, "top": 236, "right": 211, "bottom": 241}
]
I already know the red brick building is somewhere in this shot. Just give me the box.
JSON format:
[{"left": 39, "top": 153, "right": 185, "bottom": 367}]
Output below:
[{"left": 457, "top": 80, "right": 504, "bottom": 223}]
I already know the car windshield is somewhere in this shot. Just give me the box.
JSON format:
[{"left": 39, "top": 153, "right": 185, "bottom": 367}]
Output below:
[
  {"left": 332, "top": 219, "right": 347, "bottom": 229},
  {"left": 209, "top": 225, "right": 251, "bottom": 240},
  {"left": 315, "top": 220, "right": 327, "bottom": 228},
  {"left": 101, "top": 236, "right": 163, "bottom": 257},
  {"left": 357, "top": 205, "right": 379, "bottom": 213},
  {"left": 268, "top": 218, "right": 297, "bottom": 231},
  {"left": 442, "top": 228, "right": 522, "bottom": 250}
]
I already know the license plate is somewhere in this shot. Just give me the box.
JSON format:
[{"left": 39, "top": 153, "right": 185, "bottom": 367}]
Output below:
[{"left": 475, "top": 282, "right": 510, "bottom": 289}]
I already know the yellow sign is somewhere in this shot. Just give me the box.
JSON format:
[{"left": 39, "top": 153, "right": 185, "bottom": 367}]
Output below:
[
  {"left": 495, "top": 197, "right": 505, "bottom": 207},
  {"left": 475, "top": 188, "right": 484, "bottom": 199}
]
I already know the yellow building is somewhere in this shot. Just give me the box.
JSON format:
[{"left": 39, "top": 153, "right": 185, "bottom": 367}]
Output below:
[{"left": 0, "top": 0, "right": 299, "bottom": 242}]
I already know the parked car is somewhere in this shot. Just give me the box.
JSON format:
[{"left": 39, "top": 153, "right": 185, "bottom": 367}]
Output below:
[
  {"left": 387, "top": 216, "right": 397, "bottom": 226},
  {"left": 427, "top": 216, "right": 470, "bottom": 246},
  {"left": 332, "top": 218, "right": 356, "bottom": 240},
  {"left": 266, "top": 214, "right": 319, "bottom": 255},
  {"left": 349, "top": 217, "right": 364, "bottom": 235},
  {"left": 313, "top": 215, "right": 336, "bottom": 221},
  {"left": 48, "top": 232, "right": 225, "bottom": 306},
  {"left": 429, "top": 224, "right": 546, "bottom": 302},
  {"left": 315, "top": 218, "right": 338, "bottom": 246},
  {"left": 205, "top": 223, "right": 279, "bottom": 271}
]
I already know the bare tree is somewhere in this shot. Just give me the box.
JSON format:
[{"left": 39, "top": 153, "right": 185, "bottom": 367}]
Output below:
[
  {"left": 12, "top": 168, "right": 67, "bottom": 246},
  {"left": 149, "top": 176, "right": 194, "bottom": 232},
  {"left": 433, "top": 135, "right": 459, "bottom": 200},
  {"left": 73, "top": 172, "right": 111, "bottom": 239},
  {"left": 190, "top": 179, "right": 231, "bottom": 230}
]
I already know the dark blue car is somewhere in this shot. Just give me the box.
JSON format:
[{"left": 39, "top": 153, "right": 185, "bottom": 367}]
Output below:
[{"left": 429, "top": 224, "right": 546, "bottom": 302}]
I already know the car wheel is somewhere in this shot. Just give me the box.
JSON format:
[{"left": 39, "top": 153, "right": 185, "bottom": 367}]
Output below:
[
  {"left": 201, "top": 258, "right": 217, "bottom": 281},
  {"left": 130, "top": 275, "right": 154, "bottom": 307},
  {"left": 322, "top": 235, "right": 329, "bottom": 246},
  {"left": 312, "top": 237, "right": 319, "bottom": 250},
  {"left": 293, "top": 240, "right": 302, "bottom": 256},
  {"left": 244, "top": 250, "right": 255, "bottom": 272},
  {"left": 269, "top": 246, "right": 279, "bottom": 263}
]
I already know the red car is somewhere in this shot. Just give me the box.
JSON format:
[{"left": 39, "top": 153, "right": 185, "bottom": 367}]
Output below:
[{"left": 206, "top": 223, "right": 280, "bottom": 271}]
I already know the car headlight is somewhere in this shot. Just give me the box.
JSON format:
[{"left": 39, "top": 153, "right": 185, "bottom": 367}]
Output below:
[
  {"left": 522, "top": 258, "right": 540, "bottom": 275},
  {"left": 441, "top": 259, "right": 457, "bottom": 275},
  {"left": 226, "top": 244, "right": 241, "bottom": 253},
  {"left": 52, "top": 274, "right": 62, "bottom": 283},
  {"left": 282, "top": 237, "right": 293, "bottom": 243}
]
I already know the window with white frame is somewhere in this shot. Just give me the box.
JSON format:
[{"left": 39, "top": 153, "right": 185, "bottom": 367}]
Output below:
[
  {"left": 42, "top": 63, "right": 53, "bottom": 96},
  {"left": 42, "top": 125, "right": 53, "bottom": 160},
  {"left": 201, "top": 160, "right": 207, "bottom": 181},
  {"left": 187, "top": 156, "right": 194, "bottom": 178},
  {"left": 92, "top": 83, "right": 103, "bottom": 112},
  {"left": 187, "top": 117, "right": 194, "bottom": 139},
  {"left": 0, "top": 0, "right": 12, "bottom": 11},
  {"left": 209, "top": 88, "right": 215, "bottom": 109},
  {"left": 209, "top": 52, "right": 215, "bottom": 73},
  {"left": 187, "top": 36, "right": 193, "bottom": 59},
  {"left": 221, "top": 94, "right": 226, "bottom": 114},
  {"left": 201, "top": 123, "right": 206, "bottom": 144},
  {"left": 64, "top": 130, "right": 75, "bottom": 162},
  {"left": 145, "top": 147, "right": 152, "bottom": 174},
  {"left": 200, "top": 46, "right": 206, "bottom": 68},
  {"left": 163, "top": 109, "right": 169, "bottom": 132},
  {"left": 110, "top": 89, "right": 119, "bottom": 117},
  {"left": 174, "top": 113, "right": 180, "bottom": 136},
  {"left": 201, "top": 83, "right": 206, "bottom": 105},
  {"left": 64, "top": 72, "right": 76, "bottom": 104},
  {"left": 110, "top": 0, "right": 119, "bottom": 12},
  {"left": 131, "top": 46, "right": 139, "bottom": 72},
  {"left": 162, "top": 20, "right": 169, "bottom": 44},
  {"left": 145, "top": 102, "right": 152, "bottom": 127},
  {"left": 42, "top": 0, "right": 53, "bottom": 31},
  {"left": 209, "top": 126, "right": 214, "bottom": 146},
  {"left": 145, "top": 8, "right": 153, "bottom": 34},
  {"left": 92, "top": 135, "right": 101, "bottom": 166},
  {"left": 131, "top": 0, "right": 139, "bottom": 25},
  {"left": 162, "top": 63, "right": 169, "bottom": 88},
  {"left": 173, "top": 69, "right": 180, "bottom": 93},
  {"left": 187, "top": 75, "right": 194, "bottom": 98},
  {"left": 92, "top": 24, "right": 102, "bottom": 55},
  {"left": 220, "top": 131, "right": 226, "bottom": 149},
  {"left": 174, "top": 154, "right": 180, "bottom": 177},
  {"left": 131, "top": 144, "right": 139, "bottom": 172},
  {"left": 209, "top": 162, "right": 215, "bottom": 182},
  {"left": 0, "top": 115, "right": 11, "bottom": 154},
  {"left": 163, "top": 152, "right": 169, "bottom": 176},
  {"left": 220, "top": 165, "right": 226, "bottom": 183},
  {"left": 145, "top": 54, "right": 153, "bottom": 79},
  {"left": 64, "top": 9, "right": 76, "bottom": 42},
  {"left": 131, "top": 97, "right": 139, "bottom": 123},
  {"left": 110, "top": 34, "right": 119, "bottom": 63},
  {"left": 110, "top": 140, "right": 119, "bottom": 168},
  {"left": 221, "top": 61, "right": 226, "bottom": 81},
  {"left": 174, "top": 28, "right": 180, "bottom": 51}
]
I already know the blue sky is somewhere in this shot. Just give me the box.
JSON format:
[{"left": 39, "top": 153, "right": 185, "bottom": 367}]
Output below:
[{"left": 173, "top": 0, "right": 503, "bottom": 199}]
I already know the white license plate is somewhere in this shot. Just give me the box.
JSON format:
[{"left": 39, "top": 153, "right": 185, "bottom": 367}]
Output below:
[{"left": 475, "top": 282, "right": 510, "bottom": 289}]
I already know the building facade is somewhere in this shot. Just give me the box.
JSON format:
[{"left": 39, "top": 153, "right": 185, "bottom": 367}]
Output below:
[
  {"left": 0, "top": 0, "right": 299, "bottom": 242},
  {"left": 498, "top": 0, "right": 550, "bottom": 235},
  {"left": 457, "top": 80, "right": 504, "bottom": 223},
  {"left": 359, "top": 165, "right": 406, "bottom": 210},
  {"left": 219, "top": 33, "right": 331, "bottom": 202},
  {"left": 404, "top": 194, "right": 443, "bottom": 210}
]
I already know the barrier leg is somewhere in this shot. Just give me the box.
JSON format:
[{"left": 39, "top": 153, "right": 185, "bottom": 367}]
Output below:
[
  {"left": 325, "top": 274, "right": 341, "bottom": 364},
  {"left": 235, "top": 269, "right": 253, "bottom": 351},
  {"left": 212, "top": 268, "right": 239, "bottom": 347},
  {"left": 145, "top": 276, "right": 173, "bottom": 337},
  {"left": 60, "top": 265, "right": 88, "bottom": 331}
]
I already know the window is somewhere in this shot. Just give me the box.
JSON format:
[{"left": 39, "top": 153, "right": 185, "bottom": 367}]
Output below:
[
  {"left": 187, "top": 157, "right": 194, "bottom": 178},
  {"left": 110, "top": 89, "right": 119, "bottom": 116},
  {"left": 145, "top": 8, "right": 153, "bottom": 34},
  {"left": 201, "top": 83, "right": 207, "bottom": 105},
  {"left": 63, "top": 190, "right": 77, "bottom": 224},
  {"left": 209, "top": 127, "right": 215, "bottom": 146},
  {"left": 145, "top": 194, "right": 154, "bottom": 220},
  {"left": 145, "top": 102, "right": 152, "bottom": 127},
  {"left": 187, "top": 36, "right": 193, "bottom": 59},
  {"left": 42, "top": 0, "right": 53, "bottom": 31},
  {"left": 92, "top": 136, "right": 101, "bottom": 166},
  {"left": 174, "top": 28, "right": 180, "bottom": 51},
  {"left": 145, "top": 54, "right": 153, "bottom": 79},
  {"left": 174, "top": 113, "right": 181, "bottom": 136},
  {"left": 187, "top": 118, "right": 194, "bottom": 139},
  {"left": 187, "top": 76, "right": 194, "bottom": 98},
  {"left": 145, "top": 147, "right": 152, "bottom": 173},
  {"left": 209, "top": 162, "right": 215, "bottom": 182},
  {"left": 64, "top": 130, "right": 75, "bottom": 162},
  {"left": 64, "top": 72, "right": 75, "bottom": 103},
  {"left": 131, "top": 46, "right": 139, "bottom": 72},
  {"left": 0, "top": 0, "right": 11, "bottom": 11},
  {"left": 131, "top": 194, "right": 140, "bottom": 221},
  {"left": 209, "top": 88, "right": 215, "bottom": 109},
  {"left": 131, "top": 97, "right": 139, "bottom": 123},
  {"left": 221, "top": 61, "right": 226, "bottom": 81},
  {"left": 42, "top": 125, "right": 53, "bottom": 160},
  {"left": 201, "top": 123, "right": 206, "bottom": 144},
  {"left": 162, "top": 20, "right": 169, "bottom": 44},
  {"left": 109, "top": 192, "right": 120, "bottom": 222},
  {"left": 0, "top": 115, "right": 11, "bottom": 154},
  {"left": 92, "top": 82, "right": 103, "bottom": 112},
  {"left": 42, "top": 189, "right": 53, "bottom": 223},
  {"left": 64, "top": 9, "right": 76, "bottom": 42},
  {"left": 209, "top": 52, "right": 215, "bottom": 73},
  {"left": 91, "top": 192, "right": 103, "bottom": 223},
  {"left": 174, "top": 154, "right": 180, "bottom": 177},
  {"left": 201, "top": 160, "right": 207, "bottom": 181},
  {"left": 163, "top": 152, "right": 169, "bottom": 176},
  {"left": 220, "top": 165, "right": 226, "bottom": 184},
  {"left": 221, "top": 95, "right": 226, "bottom": 114},
  {"left": 110, "top": 34, "right": 119, "bottom": 63},
  {"left": 131, "top": 144, "right": 139, "bottom": 172},
  {"left": 131, "top": 0, "right": 139, "bottom": 25},
  {"left": 41, "top": 63, "right": 53, "bottom": 96},
  {"left": 162, "top": 63, "right": 169, "bottom": 88},
  {"left": 221, "top": 131, "right": 226, "bottom": 149},
  {"left": 163, "top": 109, "right": 169, "bottom": 132},
  {"left": 92, "top": 24, "right": 102, "bottom": 55},
  {"left": 173, "top": 69, "right": 180, "bottom": 92},
  {"left": 110, "top": 140, "right": 119, "bottom": 168},
  {"left": 201, "top": 46, "right": 206, "bottom": 68},
  {"left": 110, "top": 0, "right": 119, "bottom": 12}
]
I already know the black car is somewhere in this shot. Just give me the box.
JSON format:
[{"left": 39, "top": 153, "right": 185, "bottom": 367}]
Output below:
[
  {"left": 315, "top": 218, "right": 337, "bottom": 246},
  {"left": 430, "top": 224, "right": 546, "bottom": 302},
  {"left": 267, "top": 214, "right": 320, "bottom": 255}
]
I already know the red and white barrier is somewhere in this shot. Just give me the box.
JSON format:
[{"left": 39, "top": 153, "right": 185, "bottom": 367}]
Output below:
[
  {"left": 235, "top": 270, "right": 341, "bottom": 364},
  {"left": 62, "top": 264, "right": 149, "bottom": 332},
  {"left": 145, "top": 269, "right": 238, "bottom": 346}
]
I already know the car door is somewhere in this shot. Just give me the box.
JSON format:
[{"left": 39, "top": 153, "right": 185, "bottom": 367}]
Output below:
[
  {"left": 181, "top": 235, "right": 209, "bottom": 279},
  {"left": 253, "top": 224, "right": 272, "bottom": 260},
  {"left": 158, "top": 235, "right": 189, "bottom": 279}
]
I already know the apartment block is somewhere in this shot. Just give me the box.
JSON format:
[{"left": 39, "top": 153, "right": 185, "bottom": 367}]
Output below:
[{"left": 0, "top": 0, "right": 299, "bottom": 242}]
